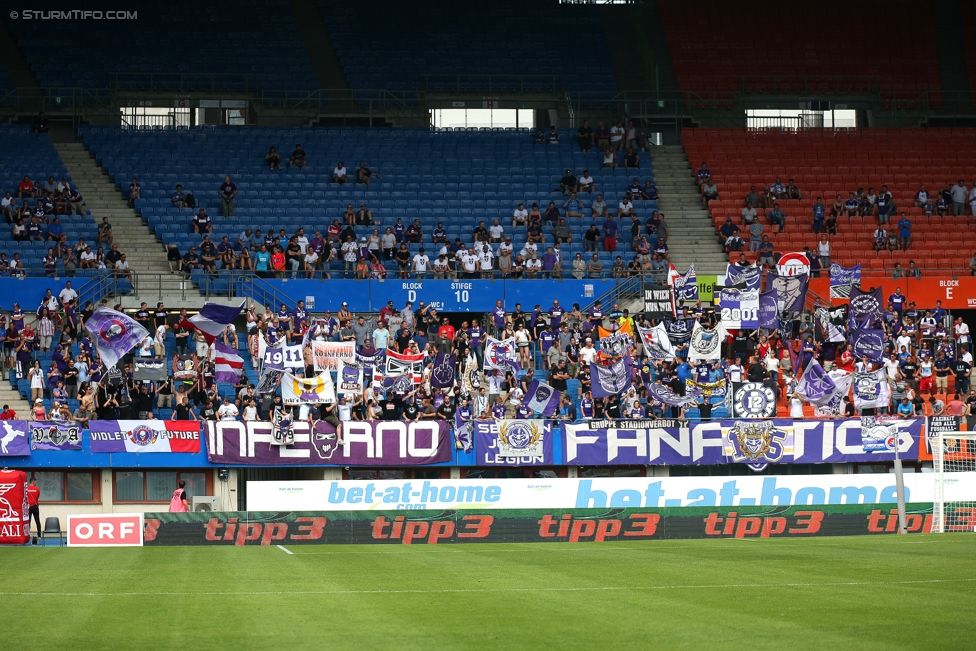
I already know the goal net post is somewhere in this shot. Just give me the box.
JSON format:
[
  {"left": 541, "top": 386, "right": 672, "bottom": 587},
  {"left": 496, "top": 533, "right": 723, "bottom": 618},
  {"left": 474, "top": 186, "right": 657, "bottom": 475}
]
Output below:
[{"left": 931, "top": 433, "right": 976, "bottom": 533}]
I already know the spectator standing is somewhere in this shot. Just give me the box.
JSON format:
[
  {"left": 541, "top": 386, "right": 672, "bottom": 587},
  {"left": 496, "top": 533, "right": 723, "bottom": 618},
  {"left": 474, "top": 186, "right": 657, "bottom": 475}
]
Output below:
[
  {"left": 951, "top": 180, "right": 969, "bottom": 216},
  {"left": 219, "top": 175, "right": 237, "bottom": 217}
]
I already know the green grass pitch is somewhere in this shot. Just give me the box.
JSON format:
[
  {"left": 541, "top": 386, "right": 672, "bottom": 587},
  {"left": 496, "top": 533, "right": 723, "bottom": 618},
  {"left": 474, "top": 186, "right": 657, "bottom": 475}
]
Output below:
[{"left": 2, "top": 535, "right": 974, "bottom": 650}]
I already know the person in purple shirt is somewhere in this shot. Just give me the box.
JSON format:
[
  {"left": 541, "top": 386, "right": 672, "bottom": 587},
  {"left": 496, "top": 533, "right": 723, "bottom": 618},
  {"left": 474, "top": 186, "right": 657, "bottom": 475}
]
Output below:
[
  {"left": 603, "top": 216, "right": 618, "bottom": 252},
  {"left": 43, "top": 249, "right": 57, "bottom": 277},
  {"left": 491, "top": 401, "right": 507, "bottom": 419},
  {"left": 491, "top": 300, "right": 507, "bottom": 337},
  {"left": 217, "top": 236, "right": 233, "bottom": 254},
  {"left": 548, "top": 300, "right": 564, "bottom": 328},
  {"left": 589, "top": 301, "right": 604, "bottom": 327},
  {"left": 392, "top": 218, "right": 406, "bottom": 242},
  {"left": 889, "top": 288, "right": 906, "bottom": 312},
  {"left": 467, "top": 321, "right": 485, "bottom": 367},
  {"left": 293, "top": 300, "right": 308, "bottom": 333},
  {"left": 432, "top": 223, "right": 447, "bottom": 243},
  {"left": 515, "top": 403, "right": 531, "bottom": 419},
  {"left": 541, "top": 248, "right": 558, "bottom": 278}
]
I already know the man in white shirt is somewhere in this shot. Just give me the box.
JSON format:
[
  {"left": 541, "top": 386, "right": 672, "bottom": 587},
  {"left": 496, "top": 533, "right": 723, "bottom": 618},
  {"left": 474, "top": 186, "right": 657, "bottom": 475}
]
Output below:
[
  {"left": 609, "top": 121, "right": 625, "bottom": 150},
  {"left": 461, "top": 251, "right": 479, "bottom": 278},
  {"left": 591, "top": 194, "right": 607, "bottom": 218},
  {"left": 433, "top": 254, "right": 450, "bottom": 279},
  {"left": 295, "top": 228, "right": 309, "bottom": 254},
  {"left": 58, "top": 281, "right": 78, "bottom": 306},
  {"left": 217, "top": 397, "right": 239, "bottom": 421},
  {"left": 520, "top": 241, "right": 538, "bottom": 260},
  {"left": 498, "top": 238, "right": 514, "bottom": 257},
  {"left": 332, "top": 162, "right": 347, "bottom": 184},
  {"left": 524, "top": 257, "right": 542, "bottom": 277},
  {"left": 617, "top": 197, "right": 635, "bottom": 218},
  {"left": 489, "top": 219, "right": 505, "bottom": 242},
  {"left": 578, "top": 170, "right": 595, "bottom": 192},
  {"left": 412, "top": 248, "right": 431, "bottom": 279},
  {"left": 969, "top": 181, "right": 976, "bottom": 216},
  {"left": 80, "top": 246, "right": 96, "bottom": 268},
  {"left": 154, "top": 324, "right": 167, "bottom": 357},
  {"left": 580, "top": 339, "right": 597, "bottom": 364},
  {"left": 512, "top": 203, "right": 528, "bottom": 227},
  {"left": 114, "top": 254, "right": 132, "bottom": 280},
  {"left": 479, "top": 247, "right": 494, "bottom": 277}
]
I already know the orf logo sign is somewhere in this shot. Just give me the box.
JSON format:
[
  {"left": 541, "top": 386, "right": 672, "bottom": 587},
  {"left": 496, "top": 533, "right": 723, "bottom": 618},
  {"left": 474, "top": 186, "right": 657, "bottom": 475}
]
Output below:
[{"left": 67, "top": 513, "right": 144, "bottom": 546}]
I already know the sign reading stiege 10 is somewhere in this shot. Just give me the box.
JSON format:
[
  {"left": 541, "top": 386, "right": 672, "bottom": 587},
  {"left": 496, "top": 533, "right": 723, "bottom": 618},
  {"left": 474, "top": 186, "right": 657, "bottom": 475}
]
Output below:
[{"left": 67, "top": 513, "right": 144, "bottom": 546}]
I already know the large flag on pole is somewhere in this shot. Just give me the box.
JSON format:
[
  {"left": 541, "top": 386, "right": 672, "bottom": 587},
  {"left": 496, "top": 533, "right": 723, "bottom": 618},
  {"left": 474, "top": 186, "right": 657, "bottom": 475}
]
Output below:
[
  {"left": 636, "top": 322, "right": 675, "bottom": 360},
  {"left": 181, "top": 300, "right": 245, "bottom": 343},
  {"left": 795, "top": 359, "right": 836, "bottom": 405},
  {"left": 214, "top": 341, "right": 244, "bottom": 383},
  {"left": 84, "top": 307, "right": 149, "bottom": 369}
]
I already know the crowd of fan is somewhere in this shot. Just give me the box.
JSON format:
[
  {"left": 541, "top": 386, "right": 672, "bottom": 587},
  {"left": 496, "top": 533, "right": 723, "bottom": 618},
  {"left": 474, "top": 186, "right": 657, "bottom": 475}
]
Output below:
[
  {"left": 704, "top": 162, "right": 976, "bottom": 277},
  {"left": 1, "top": 280, "right": 974, "bottom": 425}
]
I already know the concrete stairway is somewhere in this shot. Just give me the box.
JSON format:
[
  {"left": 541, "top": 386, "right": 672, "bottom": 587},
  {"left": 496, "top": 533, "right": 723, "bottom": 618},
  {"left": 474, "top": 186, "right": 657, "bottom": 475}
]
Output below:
[
  {"left": 54, "top": 142, "right": 203, "bottom": 304},
  {"left": 652, "top": 145, "right": 729, "bottom": 277},
  {"left": 0, "top": 373, "right": 31, "bottom": 419},
  {"left": 291, "top": 0, "right": 350, "bottom": 90}
]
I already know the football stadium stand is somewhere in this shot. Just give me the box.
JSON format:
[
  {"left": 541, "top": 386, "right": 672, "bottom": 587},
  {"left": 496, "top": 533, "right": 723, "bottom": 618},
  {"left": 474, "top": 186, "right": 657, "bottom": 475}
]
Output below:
[
  {"left": 687, "top": 127, "right": 976, "bottom": 274},
  {"left": 11, "top": 0, "right": 318, "bottom": 92},
  {"left": 319, "top": 0, "right": 616, "bottom": 93},
  {"left": 79, "top": 125, "right": 660, "bottom": 288}
]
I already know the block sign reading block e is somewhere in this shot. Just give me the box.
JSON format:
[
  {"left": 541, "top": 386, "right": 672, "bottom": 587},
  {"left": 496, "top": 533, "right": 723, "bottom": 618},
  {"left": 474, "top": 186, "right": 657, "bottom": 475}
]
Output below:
[{"left": 67, "top": 513, "right": 144, "bottom": 547}]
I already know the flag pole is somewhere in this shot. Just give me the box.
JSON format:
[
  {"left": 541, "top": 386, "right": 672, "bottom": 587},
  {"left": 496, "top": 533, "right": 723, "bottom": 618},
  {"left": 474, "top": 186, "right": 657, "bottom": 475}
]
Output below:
[{"left": 893, "top": 435, "right": 908, "bottom": 534}]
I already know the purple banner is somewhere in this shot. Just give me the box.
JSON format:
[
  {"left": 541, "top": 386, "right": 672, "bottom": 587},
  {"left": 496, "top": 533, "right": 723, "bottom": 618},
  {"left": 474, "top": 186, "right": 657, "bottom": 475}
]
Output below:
[
  {"left": 30, "top": 421, "right": 83, "bottom": 451},
  {"left": 562, "top": 418, "right": 923, "bottom": 467},
  {"left": 473, "top": 421, "right": 556, "bottom": 466},
  {"left": 0, "top": 420, "right": 32, "bottom": 456},
  {"left": 205, "top": 420, "right": 453, "bottom": 465}
]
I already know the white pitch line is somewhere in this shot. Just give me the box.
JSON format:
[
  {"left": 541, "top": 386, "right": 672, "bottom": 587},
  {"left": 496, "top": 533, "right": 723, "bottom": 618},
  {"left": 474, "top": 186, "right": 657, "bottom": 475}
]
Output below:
[
  {"left": 276, "top": 545, "right": 294, "bottom": 555},
  {"left": 0, "top": 578, "right": 972, "bottom": 598}
]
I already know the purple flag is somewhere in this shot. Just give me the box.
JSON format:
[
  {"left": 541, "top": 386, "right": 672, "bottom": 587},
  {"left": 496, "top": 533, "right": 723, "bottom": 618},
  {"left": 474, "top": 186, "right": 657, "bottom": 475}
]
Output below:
[
  {"left": 0, "top": 420, "right": 31, "bottom": 456},
  {"left": 29, "top": 421, "right": 82, "bottom": 450},
  {"left": 430, "top": 352, "right": 457, "bottom": 389},
  {"left": 759, "top": 290, "right": 779, "bottom": 329},
  {"left": 590, "top": 356, "right": 633, "bottom": 398},
  {"left": 522, "top": 379, "right": 561, "bottom": 417},
  {"left": 795, "top": 359, "right": 836, "bottom": 405},
  {"left": 849, "top": 286, "right": 883, "bottom": 325},
  {"left": 766, "top": 271, "right": 808, "bottom": 314},
  {"left": 646, "top": 382, "right": 701, "bottom": 407},
  {"left": 84, "top": 306, "right": 150, "bottom": 369},
  {"left": 188, "top": 300, "right": 245, "bottom": 343},
  {"left": 851, "top": 327, "right": 885, "bottom": 363}
]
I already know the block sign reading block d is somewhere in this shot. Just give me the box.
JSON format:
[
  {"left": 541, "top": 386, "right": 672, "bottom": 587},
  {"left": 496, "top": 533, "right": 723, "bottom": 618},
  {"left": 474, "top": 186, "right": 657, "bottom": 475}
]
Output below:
[{"left": 67, "top": 513, "right": 144, "bottom": 547}]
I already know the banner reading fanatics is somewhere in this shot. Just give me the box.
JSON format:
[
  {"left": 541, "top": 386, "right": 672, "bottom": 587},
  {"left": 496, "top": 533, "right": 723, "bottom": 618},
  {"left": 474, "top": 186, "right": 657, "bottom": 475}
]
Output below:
[
  {"left": 205, "top": 420, "right": 453, "bottom": 465},
  {"left": 562, "top": 418, "right": 923, "bottom": 467},
  {"left": 88, "top": 421, "right": 201, "bottom": 453}
]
